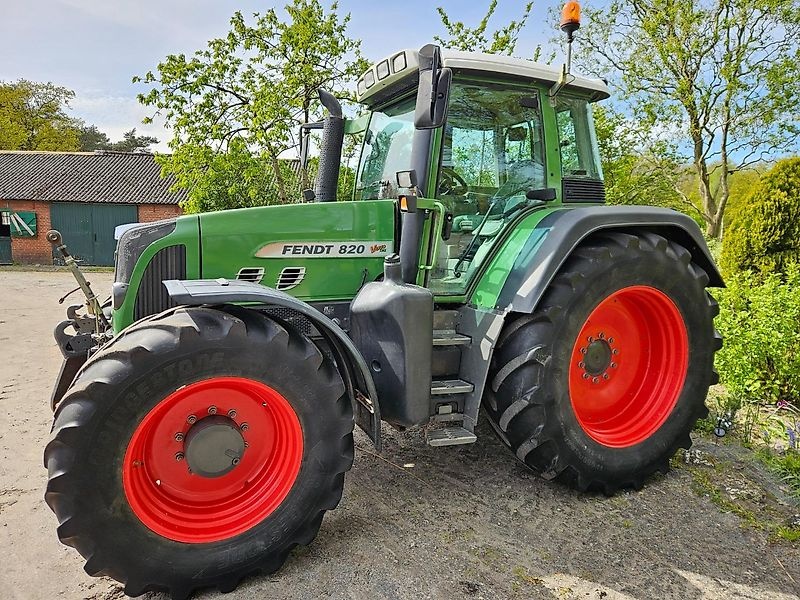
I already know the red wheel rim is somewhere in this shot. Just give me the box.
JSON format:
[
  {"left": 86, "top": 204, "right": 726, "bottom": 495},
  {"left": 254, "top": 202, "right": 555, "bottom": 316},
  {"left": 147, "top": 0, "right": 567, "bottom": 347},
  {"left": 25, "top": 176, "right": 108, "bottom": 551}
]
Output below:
[
  {"left": 568, "top": 285, "right": 689, "bottom": 448},
  {"left": 122, "top": 377, "right": 303, "bottom": 543}
]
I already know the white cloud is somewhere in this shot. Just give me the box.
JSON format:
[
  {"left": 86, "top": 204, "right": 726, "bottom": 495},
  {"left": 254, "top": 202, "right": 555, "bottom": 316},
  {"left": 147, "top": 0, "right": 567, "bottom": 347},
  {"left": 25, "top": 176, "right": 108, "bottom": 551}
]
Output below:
[{"left": 70, "top": 92, "right": 170, "bottom": 152}]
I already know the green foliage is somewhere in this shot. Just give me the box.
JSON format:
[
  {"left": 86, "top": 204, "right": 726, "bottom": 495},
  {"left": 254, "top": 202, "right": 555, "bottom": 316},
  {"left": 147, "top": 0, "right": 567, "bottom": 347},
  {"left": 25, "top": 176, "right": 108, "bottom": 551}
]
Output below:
[
  {"left": 136, "top": 0, "right": 367, "bottom": 210},
  {"left": 721, "top": 158, "right": 800, "bottom": 277},
  {"left": 435, "top": 1, "right": 534, "bottom": 55},
  {"left": 715, "top": 264, "right": 800, "bottom": 410},
  {"left": 580, "top": 0, "right": 800, "bottom": 238},
  {"left": 0, "top": 80, "right": 80, "bottom": 151}
]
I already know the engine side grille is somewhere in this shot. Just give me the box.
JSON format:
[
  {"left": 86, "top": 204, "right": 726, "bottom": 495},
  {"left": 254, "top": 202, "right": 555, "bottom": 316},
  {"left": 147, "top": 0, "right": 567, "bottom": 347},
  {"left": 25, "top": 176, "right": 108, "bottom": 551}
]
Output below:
[
  {"left": 276, "top": 267, "right": 306, "bottom": 291},
  {"left": 562, "top": 177, "right": 606, "bottom": 203},
  {"left": 134, "top": 245, "right": 187, "bottom": 321},
  {"left": 236, "top": 267, "right": 265, "bottom": 283}
]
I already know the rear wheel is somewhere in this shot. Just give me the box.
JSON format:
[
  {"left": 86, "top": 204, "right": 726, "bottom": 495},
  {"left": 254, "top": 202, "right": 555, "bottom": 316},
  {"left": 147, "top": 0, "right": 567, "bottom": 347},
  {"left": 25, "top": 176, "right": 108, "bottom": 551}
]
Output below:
[
  {"left": 484, "top": 231, "right": 721, "bottom": 493},
  {"left": 44, "top": 306, "right": 353, "bottom": 598}
]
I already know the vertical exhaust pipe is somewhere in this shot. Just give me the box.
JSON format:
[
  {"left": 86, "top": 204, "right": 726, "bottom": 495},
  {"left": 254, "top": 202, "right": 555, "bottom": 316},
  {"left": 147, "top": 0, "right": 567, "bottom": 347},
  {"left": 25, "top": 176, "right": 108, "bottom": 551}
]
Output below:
[{"left": 314, "top": 89, "right": 344, "bottom": 202}]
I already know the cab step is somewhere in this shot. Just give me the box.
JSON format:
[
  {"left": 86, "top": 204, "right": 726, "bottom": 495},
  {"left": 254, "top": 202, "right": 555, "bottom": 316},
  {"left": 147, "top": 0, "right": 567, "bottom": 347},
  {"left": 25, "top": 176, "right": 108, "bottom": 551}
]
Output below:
[
  {"left": 431, "top": 379, "right": 474, "bottom": 395},
  {"left": 432, "top": 331, "right": 471, "bottom": 346},
  {"left": 426, "top": 426, "right": 478, "bottom": 447}
]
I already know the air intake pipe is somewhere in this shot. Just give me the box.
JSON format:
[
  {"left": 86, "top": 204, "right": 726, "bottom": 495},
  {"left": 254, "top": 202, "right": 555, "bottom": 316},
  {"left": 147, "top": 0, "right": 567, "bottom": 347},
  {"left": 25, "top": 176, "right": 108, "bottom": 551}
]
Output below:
[{"left": 314, "top": 89, "right": 344, "bottom": 202}]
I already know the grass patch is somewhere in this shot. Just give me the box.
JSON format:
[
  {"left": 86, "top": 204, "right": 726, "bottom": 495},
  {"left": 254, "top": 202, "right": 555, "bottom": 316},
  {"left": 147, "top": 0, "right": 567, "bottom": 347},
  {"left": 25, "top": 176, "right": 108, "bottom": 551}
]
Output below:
[{"left": 756, "top": 449, "right": 800, "bottom": 498}]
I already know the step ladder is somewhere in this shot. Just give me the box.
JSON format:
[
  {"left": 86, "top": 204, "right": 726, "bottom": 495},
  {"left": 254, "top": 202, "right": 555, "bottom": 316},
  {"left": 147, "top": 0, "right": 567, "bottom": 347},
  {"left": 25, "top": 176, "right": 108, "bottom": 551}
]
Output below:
[{"left": 426, "top": 310, "right": 478, "bottom": 447}]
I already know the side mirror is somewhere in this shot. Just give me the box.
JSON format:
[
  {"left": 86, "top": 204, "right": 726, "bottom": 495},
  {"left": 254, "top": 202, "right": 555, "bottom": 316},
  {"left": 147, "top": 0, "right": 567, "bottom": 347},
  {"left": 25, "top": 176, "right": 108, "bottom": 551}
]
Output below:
[
  {"left": 414, "top": 44, "right": 452, "bottom": 130},
  {"left": 526, "top": 187, "right": 558, "bottom": 201}
]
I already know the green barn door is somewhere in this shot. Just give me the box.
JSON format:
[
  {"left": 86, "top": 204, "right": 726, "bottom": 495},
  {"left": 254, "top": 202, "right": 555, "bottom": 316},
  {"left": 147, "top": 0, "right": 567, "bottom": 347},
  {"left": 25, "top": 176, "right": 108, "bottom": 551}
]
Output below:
[
  {"left": 91, "top": 204, "right": 138, "bottom": 265},
  {"left": 51, "top": 203, "right": 138, "bottom": 266},
  {"left": 51, "top": 203, "right": 94, "bottom": 264}
]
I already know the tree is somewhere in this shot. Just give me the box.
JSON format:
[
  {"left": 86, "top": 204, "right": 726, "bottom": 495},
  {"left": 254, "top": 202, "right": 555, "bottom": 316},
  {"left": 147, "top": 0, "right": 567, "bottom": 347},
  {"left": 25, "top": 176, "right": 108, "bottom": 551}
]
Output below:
[
  {"left": 579, "top": 0, "right": 800, "bottom": 238},
  {"left": 108, "top": 128, "right": 159, "bottom": 152},
  {"left": 136, "top": 0, "right": 367, "bottom": 211},
  {"left": 0, "top": 80, "right": 80, "bottom": 151},
  {"left": 592, "top": 104, "right": 692, "bottom": 212},
  {"left": 78, "top": 124, "right": 111, "bottom": 151},
  {"left": 721, "top": 158, "right": 800, "bottom": 277},
  {"left": 435, "top": 1, "right": 535, "bottom": 55}
]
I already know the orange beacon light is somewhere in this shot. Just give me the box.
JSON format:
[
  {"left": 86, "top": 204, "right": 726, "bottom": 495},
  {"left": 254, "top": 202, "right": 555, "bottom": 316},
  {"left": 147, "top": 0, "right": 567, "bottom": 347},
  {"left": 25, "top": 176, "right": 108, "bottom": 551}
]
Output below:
[{"left": 561, "top": 1, "right": 581, "bottom": 37}]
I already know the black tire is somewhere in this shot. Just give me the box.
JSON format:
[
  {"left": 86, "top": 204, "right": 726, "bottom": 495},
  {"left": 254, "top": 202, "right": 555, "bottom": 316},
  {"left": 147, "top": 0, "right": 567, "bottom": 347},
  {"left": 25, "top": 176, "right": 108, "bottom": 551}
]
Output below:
[
  {"left": 484, "top": 231, "right": 721, "bottom": 493},
  {"left": 44, "top": 306, "right": 354, "bottom": 599}
]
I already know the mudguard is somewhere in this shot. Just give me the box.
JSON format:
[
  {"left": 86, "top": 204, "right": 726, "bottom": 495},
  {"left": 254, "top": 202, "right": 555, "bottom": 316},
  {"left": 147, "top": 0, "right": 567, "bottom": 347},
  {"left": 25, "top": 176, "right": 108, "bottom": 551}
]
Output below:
[
  {"left": 164, "top": 279, "right": 382, "bottom": 450},
  {"left": 495, "top": 205, "right": 724, "bottom": 314}
]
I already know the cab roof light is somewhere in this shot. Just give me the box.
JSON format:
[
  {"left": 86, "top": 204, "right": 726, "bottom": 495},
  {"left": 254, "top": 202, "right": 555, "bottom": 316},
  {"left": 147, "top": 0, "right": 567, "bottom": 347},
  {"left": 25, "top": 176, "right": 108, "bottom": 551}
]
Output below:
[
  {"left": 376, "top": 60, "right": 390, "bottom": 80},
  {"left": 392, "top": 52, "right": 407, "bottom": 73}
]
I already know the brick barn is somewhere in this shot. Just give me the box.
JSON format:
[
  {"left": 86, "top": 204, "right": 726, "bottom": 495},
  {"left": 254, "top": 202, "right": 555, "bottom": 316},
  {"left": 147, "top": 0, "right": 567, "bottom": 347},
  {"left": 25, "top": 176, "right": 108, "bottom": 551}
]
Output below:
[{"left": 0, "top": 150, "right": 186, "bottom": 266}]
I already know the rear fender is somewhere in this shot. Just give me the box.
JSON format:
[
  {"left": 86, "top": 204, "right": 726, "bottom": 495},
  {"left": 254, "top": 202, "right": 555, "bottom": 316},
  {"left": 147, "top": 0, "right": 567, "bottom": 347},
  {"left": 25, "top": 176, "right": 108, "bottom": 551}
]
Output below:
[
  {"left": 163, "top": 279, "right": 381, "bottom": 450},
  {"left": 495, "top": 206, "right": 724, "bottom": 314}
]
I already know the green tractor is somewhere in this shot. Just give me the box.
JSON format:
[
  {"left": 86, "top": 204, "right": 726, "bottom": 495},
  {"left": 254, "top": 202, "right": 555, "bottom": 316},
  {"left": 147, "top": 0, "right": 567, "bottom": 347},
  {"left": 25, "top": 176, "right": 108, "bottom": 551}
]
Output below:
[{"left": 43, "top": 20, "right": 721, "bottom": 600}]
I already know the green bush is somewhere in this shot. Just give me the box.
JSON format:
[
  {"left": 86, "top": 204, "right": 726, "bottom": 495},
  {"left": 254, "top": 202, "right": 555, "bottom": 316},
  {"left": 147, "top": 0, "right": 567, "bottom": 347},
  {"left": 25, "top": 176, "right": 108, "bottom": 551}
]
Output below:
[
  {"left": 715, "top": 264, "right": 800, "bottom": 410},
  {"left": 721, "top": 158, "right": 800, "bottom": 278}
]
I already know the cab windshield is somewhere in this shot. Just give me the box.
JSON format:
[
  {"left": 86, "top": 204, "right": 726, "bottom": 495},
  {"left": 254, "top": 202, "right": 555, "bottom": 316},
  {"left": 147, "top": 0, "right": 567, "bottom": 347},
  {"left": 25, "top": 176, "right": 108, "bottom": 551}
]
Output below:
[{"left": 353, "top": 96, "right": 415, "bottom": 200}]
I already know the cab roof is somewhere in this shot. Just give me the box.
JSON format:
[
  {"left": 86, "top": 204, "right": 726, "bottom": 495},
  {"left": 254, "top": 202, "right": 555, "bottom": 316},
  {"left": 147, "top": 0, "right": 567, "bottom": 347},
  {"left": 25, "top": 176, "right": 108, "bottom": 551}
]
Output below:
[{"left": 356, "top": 48, "right": 610, "bottom": 106}]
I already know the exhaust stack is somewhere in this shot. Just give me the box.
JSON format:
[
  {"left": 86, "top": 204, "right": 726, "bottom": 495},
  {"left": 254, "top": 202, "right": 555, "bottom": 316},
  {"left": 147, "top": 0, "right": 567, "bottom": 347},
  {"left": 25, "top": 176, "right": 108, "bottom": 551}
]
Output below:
[{"left": 314, "top": 90, "right": 344, "bottom": 202}]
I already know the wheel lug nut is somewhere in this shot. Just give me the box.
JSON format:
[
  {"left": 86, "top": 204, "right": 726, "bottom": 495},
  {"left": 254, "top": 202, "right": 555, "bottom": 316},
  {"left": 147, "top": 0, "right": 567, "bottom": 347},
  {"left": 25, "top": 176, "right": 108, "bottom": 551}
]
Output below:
[
  {"left": 611, "top": 362, "right": 617, "bottom": 368},
  {"left": 228, "top": 409, "right": 237, "bottom": 418},
  {"left": 598, "top": 332, "right": 605, "bottom": 339},
  {"left": 603, "top": 373, "right": 610, "bottom": 380},
  {"left": 208, "top": 405, "right": 217, "bottom": 415},
  {"left": 578, "top": 361, "right": 585, "bottom": 369},
  {"left": 592, "top": 377, "right": 600, "bottom": 384},
  {"left": 582, "top": 373, "right": 590, "bottom": 380},
  {"left": 587, "top": 336, "right": 594, "bottom": 342},
  {"left": 240, "top": 423, "right": 249, "bottom": 432},
  {"left": 612, "top": 349, "right": 619, "bottom": 355},
  {"left": 232, "top": 458, "right": 240, "bottom": 466},
  {"left": 187, "top": 415, "right": 197, "bottom": 424},
  {"left": 174, "top": 432, "right": 184, "bottom": 442},
  {"left": 608, "top": 337, "right": 614, "bottom": 344},
  {"left": 244, "top": 441, "right": 249, "bottom": 448},
  {"left": 175, "top": 452, "right": 185, "bottom": 461},
  {"left": 580, "top": 347, "right": 587, "bottom": 354}
]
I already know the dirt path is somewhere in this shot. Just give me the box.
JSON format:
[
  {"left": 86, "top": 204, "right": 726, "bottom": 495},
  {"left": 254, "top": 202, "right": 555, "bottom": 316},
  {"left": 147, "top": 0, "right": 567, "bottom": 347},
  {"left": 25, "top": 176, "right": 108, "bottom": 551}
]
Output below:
[{"left": 0, "top": 270, "right": 798, "bottom": 600}]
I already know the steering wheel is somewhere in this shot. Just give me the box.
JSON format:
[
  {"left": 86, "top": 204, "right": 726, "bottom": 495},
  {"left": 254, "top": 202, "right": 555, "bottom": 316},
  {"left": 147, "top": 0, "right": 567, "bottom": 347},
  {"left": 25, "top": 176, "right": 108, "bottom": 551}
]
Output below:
[{"left": 439, "top": 167, "right": 469, "bottom": 196}]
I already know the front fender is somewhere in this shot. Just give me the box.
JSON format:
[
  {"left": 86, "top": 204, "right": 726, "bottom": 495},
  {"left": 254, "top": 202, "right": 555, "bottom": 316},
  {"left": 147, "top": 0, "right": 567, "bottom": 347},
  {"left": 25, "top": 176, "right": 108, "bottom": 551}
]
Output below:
[
  {"left": 493, "top": 206, "right": 724, "bottom": 314},
  {"left": 163, "top": 279, "right": 381, "bottom": 450}
]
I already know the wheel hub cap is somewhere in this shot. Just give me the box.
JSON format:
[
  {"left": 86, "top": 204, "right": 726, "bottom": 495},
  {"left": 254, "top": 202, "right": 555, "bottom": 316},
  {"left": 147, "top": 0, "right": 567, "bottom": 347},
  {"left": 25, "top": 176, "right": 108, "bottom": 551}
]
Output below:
[
  {"left": 184, "top": 416, "right": 245, "bottom": 478},
  {"left": 583, "top": 338, "right": 612, "bottom": 376}
]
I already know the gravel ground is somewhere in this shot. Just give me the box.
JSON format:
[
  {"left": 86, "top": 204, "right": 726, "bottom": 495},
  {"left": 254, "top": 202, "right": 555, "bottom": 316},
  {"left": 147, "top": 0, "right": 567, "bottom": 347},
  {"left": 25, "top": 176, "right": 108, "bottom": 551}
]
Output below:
[{"left": 0, "top": 269, "right": 798, "bottom": 600}]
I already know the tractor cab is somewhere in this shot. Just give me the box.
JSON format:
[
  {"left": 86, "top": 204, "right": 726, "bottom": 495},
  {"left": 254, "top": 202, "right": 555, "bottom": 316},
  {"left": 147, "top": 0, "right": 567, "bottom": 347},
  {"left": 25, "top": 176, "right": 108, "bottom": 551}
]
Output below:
[{"left": 348, "top": 47, "right": 608, "bottom": 295}]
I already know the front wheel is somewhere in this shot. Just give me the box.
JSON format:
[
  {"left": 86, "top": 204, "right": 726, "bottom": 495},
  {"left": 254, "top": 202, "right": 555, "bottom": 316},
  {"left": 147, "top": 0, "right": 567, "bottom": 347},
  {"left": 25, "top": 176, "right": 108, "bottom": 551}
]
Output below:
[
  {"left": 44, "top": 306, "right": 354, "bottom": 598},
  {"left": 485, "top": 231, "right": 721, "bottom": 493}
]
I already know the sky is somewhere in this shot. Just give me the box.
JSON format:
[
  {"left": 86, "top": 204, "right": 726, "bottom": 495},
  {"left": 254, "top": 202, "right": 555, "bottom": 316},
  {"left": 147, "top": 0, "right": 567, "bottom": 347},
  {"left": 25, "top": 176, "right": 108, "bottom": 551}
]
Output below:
[{"left": 0, "top": 0, "right": 567, "bottom": 152}]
